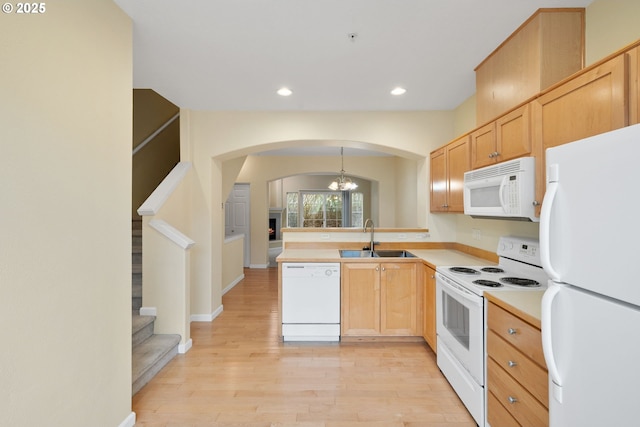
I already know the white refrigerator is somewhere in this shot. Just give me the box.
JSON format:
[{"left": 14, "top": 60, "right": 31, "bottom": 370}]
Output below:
[{"left": 540, "top": 123, "right": 640, "bottom": 427}]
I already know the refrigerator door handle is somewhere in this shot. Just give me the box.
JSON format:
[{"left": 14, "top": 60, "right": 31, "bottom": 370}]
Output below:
[
  {"left": 542, "top": 283, "right": 563, "bottom": 403},
  {"left": 540, "top": 178, "right": 560, "bottom": 281}
]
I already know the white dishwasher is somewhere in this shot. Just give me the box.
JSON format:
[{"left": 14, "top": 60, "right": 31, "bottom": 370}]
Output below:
[{"left": 281, "top": 263, "right": 340, "bottom": 342}]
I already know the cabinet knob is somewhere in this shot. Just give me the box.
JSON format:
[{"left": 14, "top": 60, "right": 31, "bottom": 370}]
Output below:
[
  {"left": 442, "top": 204, "right": 449, "bottom": 208},
  {"left": 508, "top": 360, "right": 518, "bottom": 368},
  {"left": 376, "top": 266, "right": 379, "bottom": 271},
  {"left": 508, "top": 328, "right": 517, "bottom": 335},
  {"left": 508, "top": 396, "right": 518, "bottom": 404},
  {"left": 532, "top": 200, "right": 541, "bottom": 206},
  {"left": 382, "top": 267, "right": 386, "bottom": 271},
  {"left": 431, "top": 275, "right": 435, "bottom": 279}
]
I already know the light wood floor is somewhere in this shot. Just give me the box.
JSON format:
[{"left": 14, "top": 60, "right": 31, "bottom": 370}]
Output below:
[{"left": 132, "top": 268, "right": 475, "bottom": 427}]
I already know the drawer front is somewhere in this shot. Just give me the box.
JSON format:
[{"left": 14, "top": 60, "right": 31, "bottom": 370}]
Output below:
[
  {"left": 488, "top": 302, "right": 545, "bottom": 367},
  {"left": 488, "top": 358, "right": 549, "bottom": 427},
  {"left": 487, "top": 329, "right": 548, "bottom": 408},
  {"left": 488, "top": 389, "right": 521, "bottom": 427}
]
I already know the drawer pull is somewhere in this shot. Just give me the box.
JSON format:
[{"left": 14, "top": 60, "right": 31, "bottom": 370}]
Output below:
[
  {"left": 507, "top": 328, "right": 517, "bottom": 335},
  {"left": 508, "top": 396, "right": 518, "bottom": 404},
  {"left": 508, "top": 360, "right": 517, "bottom": 368}
]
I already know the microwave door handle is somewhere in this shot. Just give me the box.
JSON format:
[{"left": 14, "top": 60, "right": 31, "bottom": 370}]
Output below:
[{"left": 498, "top": 176, "right": 509, "bottom": 212}]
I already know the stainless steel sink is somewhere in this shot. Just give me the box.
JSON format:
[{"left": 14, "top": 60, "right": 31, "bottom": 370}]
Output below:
[
  {"left": 339, "top": 250, "right": 375, "bottom": 258},
  {"left": 339, "top": 249, "right": 417, "bottom": 258},
  {"left": 373, "top": 250, "right": 417, "bottom": 258}
]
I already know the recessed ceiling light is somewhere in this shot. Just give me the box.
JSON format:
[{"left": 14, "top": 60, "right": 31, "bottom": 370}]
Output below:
[
  {"left": 391, "top": 87, "right": 406, "bottom": 96},
  {"left": 277, "top": 87, "right": 292, "bottom": 96}
]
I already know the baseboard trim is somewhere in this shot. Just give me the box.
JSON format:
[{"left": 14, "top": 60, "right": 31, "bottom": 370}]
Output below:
[
  {"left": 222, "top": 273, "right": 245, "bottom": 295},
  {"left": 139, "top": 307, "right": 157, "bottom": 316},
  {"left": 118, "top": 412, "right": 136, "bottom": 427},
  {"left": 179, "top": 338, "right": 192, "bottom": 354},
  {"left": 190, "top": 305, "right": 223, "bottom": 322},
  {"left": 249, "top": 263, "right": 269, "bottom": 269}
]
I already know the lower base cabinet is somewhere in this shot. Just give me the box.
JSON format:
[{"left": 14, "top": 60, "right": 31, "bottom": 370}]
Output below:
[
  {"left": 422, "top": 264, "right": 436, "bottom": 351},
  {"left": 486, "top": 301, "right": 548, "bottom": 427},
  {"left": 342, "top": 262, "right": 419, "bottom": 337}
]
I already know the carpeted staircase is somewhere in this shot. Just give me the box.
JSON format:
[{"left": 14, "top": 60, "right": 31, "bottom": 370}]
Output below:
[{"left": 131, "top": 219, "right": 180, "bottom": 395}]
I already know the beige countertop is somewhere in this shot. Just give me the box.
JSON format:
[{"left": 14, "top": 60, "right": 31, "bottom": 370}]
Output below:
[
  {"left": 485, "top": 290, "right": 545, "bottom": 329},
  {"left": 276, "top": 248, "right": 496, "bottom": 269}
]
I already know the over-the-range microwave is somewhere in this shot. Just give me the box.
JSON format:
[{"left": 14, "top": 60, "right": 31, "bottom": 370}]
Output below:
[{"left": 463, "top": 156, "right": 538, "bottom": 222}]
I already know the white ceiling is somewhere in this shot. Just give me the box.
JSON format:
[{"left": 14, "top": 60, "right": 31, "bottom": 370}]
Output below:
[{"left": 115, "top": 0, "right": 593, "bottom": 113}]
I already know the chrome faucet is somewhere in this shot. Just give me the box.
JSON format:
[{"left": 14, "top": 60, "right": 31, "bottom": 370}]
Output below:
[{"left": 363, "top": 218, "right": 375, "bottom": 251}]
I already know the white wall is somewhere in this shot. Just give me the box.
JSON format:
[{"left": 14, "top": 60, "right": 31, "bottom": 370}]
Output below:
[{"left": 0, "top": 1, "right": 133, "bottom": 426}]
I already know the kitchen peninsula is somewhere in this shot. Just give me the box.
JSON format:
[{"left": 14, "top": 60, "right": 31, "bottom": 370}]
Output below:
[{"left": 276, "top": 227, "right": 498, "bottom": 346}]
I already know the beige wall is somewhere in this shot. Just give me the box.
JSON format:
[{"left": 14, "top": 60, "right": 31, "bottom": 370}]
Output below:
[
  {"left": 586, "top": 0, "right": 640, "bottom": 65},
  {"left": 0, "top": 1, "right": 133, "bottom": 426},
  {"left": 182, "top": 0, "right": 640, "bottom": 318},
  {"left": 183, "top": 111, "right": 454, "bottom": 313},
  {"left": 132, "top": 90, "right": 180, "bottom": 218},
  {"left": 222, "top": 235, "right": 245, "bottom": 293}
]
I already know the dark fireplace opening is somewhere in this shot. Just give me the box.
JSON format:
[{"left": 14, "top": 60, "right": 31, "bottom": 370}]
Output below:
[{"left": 269, "top": 218, "right": 276, "bottom": 240}]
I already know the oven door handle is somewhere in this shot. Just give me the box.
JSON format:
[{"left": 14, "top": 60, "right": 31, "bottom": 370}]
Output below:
[{"left": 438, "top": 276, "right": 482, "bottom": 308}]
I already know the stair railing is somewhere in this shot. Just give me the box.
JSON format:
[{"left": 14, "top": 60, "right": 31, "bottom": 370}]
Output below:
[
  {"left": 132, "top": 112, "right": 180, "bottom": 156},
  {"left": 137, "top": 161, "right": 194, "bottom": 353}
]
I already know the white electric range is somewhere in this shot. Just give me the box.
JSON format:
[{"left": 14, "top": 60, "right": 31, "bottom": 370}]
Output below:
[{"left": 435, "top": 236, "right": 547, "bottom": 427}]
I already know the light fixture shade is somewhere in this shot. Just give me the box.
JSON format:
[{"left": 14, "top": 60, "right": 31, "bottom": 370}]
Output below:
[{"left": 328, "top": 147, "right": 358, "bottom": 191}]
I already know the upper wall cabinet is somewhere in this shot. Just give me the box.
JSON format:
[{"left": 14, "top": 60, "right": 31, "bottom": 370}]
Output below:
[
  {"left": 430, "top": 135, "right": 470, "bottom": 213},
  {"left": 629, "top": 46, "right": 640, "bottom": 125},
  {"left": 532, "top": 54, "right": 628, "bottom": 215},
  {"left": 475, "top": 8, "right": 585, "bottom": 124},
  {"left": 471, "top": 103, "right": 532, "bottom": 169}
]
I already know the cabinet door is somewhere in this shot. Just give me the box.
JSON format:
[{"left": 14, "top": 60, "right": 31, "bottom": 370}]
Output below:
[
  {"left": 341, "top": 263, "right": 380, "bottom": 336},
  {"left": 446, "top": 136, "right": 470, "bottom": 212},
  {"left": 380, "top": 262, "right": 417, "bottom": 335},
  {"left": 429, "top": 147, "right": 447, "bottom": 212},
  {"left": 532, "top": 54, "right": 628, "bottom": 215},
  {"left": 629, "top": 46, "right": 640, "bottom": 125},
  {"left": 422, "top": 264, "right": 437, "bottom": 352},
  {"left": 496, "top": 103, "right": 532, "bottom": 163},
  {"left": 471, "top": 122, "right": 497, "bottom": 169}
]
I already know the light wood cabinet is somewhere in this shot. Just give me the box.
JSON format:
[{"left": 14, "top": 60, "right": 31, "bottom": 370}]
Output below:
[
  {"left": 422, "top": 264, "right": 436, "bottom": 352},
  {"left": 342, "top": 262, "right": 419, "bottom": 337},
  {"left": 470, "top": 122, "right": 496, "bottom": 169},
  {"left": 475, "top": 9, "right": 584, "bottom": 124},
  {"left": 430, "top": 135, "right": 470, "bottom": 213},
  {"left": 629, "top": 45, "right": 640, "bottom": 125},
  {"left": 471, "top": 104, "right": 533, "bottom": 170},
  {"left": 532, "top": 53, "right": 628, "bottom": 214},
  {"left": 486, "top": 301, "right": 548, "bottom": 427},
  {"left": 341, "top": 262, "right": 380, "bottom": 336}
]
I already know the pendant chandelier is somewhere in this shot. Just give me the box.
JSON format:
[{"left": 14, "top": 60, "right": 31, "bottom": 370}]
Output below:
[{"left": 328, "top": 147, "right": 358, "bottom": 191}]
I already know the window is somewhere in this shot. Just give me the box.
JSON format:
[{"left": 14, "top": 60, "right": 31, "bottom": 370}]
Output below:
[
  {"left": 302, "top": 192, "right": 342, "bottom": 228},
  {"left": 286, "top": 192, "right": 299, "bottom": 227},
  {"left": 286, "top": 191, "right": 364, "bottom": 228}
]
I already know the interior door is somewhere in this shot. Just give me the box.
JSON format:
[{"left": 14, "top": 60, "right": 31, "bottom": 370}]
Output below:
[{"left": 225, "top": 183, "right": 250, "bottom": 267}]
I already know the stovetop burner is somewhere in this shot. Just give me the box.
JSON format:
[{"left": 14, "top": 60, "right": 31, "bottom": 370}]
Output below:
[
  {"left": 449, "top": 267, "right": 480, "bottom": 275},
  {"left": 472, "top": 279, "right": 503, "bottom": 288},
  {"left": 500, "top": 277, "right": 541, "bottom": 287},
  {"left": 481, "top": 267, "right": 505, "bottom": 273}
]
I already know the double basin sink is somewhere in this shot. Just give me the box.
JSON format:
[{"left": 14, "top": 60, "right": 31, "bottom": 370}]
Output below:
[{"left": 339, "top": 249, "right": 417, "bottom": 258}]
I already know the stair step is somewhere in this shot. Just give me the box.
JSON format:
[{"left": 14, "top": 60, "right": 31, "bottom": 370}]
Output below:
[
  {"left": 132, "top": 314, "right": 154, "bottom": 347},
  {"left": 132, "top": 333, "right": 181, "bottom": 395}
]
